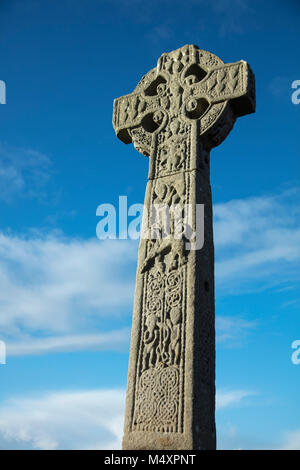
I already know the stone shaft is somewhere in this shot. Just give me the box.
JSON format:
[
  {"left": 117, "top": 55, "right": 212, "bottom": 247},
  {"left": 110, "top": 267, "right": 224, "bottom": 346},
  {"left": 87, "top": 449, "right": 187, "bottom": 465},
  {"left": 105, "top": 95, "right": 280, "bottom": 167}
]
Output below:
[
  {"left": 123, "top": 160, "right": 215, "bottom": 449},
  {"left": 112, "top": 45, "right": 255, "bottom": 450}
]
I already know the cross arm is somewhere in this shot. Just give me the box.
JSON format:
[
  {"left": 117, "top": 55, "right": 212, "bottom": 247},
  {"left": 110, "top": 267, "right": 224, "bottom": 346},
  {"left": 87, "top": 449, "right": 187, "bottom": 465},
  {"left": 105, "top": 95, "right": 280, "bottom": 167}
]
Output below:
[
  {"left": 113, "top": 90, "right": 162, "bottom": 145},
  {"left": 191, "top": 60, "right": 255, "bottom": 117},
  {"left": 113, "top": 93, "right": 142, "bottom": 144}
]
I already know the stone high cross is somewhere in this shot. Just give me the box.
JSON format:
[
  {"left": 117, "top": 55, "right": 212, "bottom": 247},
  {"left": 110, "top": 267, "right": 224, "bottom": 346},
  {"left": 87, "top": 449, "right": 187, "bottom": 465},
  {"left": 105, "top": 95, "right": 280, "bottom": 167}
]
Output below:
[{"left": 113, "top": 45, "right": 255, "bottom": 450}]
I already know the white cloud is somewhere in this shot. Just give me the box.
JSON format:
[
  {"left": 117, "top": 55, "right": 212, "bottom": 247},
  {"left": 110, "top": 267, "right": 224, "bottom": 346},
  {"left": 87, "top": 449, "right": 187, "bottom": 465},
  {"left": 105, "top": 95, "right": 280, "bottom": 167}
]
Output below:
[
  {"left": 6, "top": 328, "right": 130, "bottom": 356},
  {"left": 214, "top": 188, "right": 300, "bottom": 292},
  {"left": 0, "top": 387, "right": 254, "bottom": 450},
  {"left": 217, "top": 421, "right": 274, "bottom": 450},
  {"left": 0, "top": 233, "right": 137, "bottom": 337},
  {"left": 279, "top": 429, "right": 300, "bottom": 450},
  {"left": 216, "top": 389, "right": 256, "bottom": 410},
  {"left": 0, "top": 389, "right": 126, "bottom": 450},
  {"left": 0, "top": 187, "right": 299, "bottom": 356},
  {"left": 216, "top": 316, "right": 257, "bottom": 345}
]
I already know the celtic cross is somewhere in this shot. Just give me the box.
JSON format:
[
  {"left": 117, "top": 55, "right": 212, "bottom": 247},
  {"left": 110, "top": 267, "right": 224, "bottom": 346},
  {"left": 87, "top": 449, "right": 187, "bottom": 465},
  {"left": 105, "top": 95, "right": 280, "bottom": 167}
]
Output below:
[{"left": 113, "top": 45, "right": 255, "bottom": 450}]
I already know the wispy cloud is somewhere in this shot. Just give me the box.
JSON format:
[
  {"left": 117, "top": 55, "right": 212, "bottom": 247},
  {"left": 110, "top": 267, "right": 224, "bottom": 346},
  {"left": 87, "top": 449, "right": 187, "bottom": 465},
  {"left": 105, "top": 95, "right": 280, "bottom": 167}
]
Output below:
[
  {"left": 210, "top": 0, "right": 254, "bottom": 35},
  {"left": 216, "top": 316, "right": 257, "bottom": 345},
  {"left": 0, "top": 187, "right": 299, "bottom": 356},
  {"left": 6, "top": 329, "right": 130, "bottom": 357},
  {"left": 0, "top": 232, "right": 137, "bottom": 345},
  {"left": 0, "top": 389, "right": 125, "bottom": 450},
  {"left": 279, "top": 429, "right": 300, "bottom": 450},
  {"left": 0, "top": 143, "right": 52, "bottom": 202},
  {"left": 269, "top": 76, "right": 292, "bottom": 100},
  {"left": 0, "top": 387, "right": 255, "bottom": 449},
  {"left": 214, "top": 188, "right": 300, "bottom": 293},
  {"left": 216, "top": 389, "right": 256, "bottom": 410},
  {"left": 145, "top": 22, "right": 173, "bottom": 43}
]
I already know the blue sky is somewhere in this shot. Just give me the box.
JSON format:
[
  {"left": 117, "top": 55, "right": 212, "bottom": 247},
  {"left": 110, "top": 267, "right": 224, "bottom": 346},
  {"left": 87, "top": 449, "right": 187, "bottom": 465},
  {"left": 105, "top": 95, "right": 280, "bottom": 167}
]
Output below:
[{"left": 0, "top": 0, "right": 299, "bottom": 449}]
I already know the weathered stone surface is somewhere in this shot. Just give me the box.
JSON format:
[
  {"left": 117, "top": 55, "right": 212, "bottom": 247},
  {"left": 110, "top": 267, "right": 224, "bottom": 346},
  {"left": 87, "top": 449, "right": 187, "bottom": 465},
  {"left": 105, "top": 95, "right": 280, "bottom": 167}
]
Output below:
[{"left": 112, "top": 45, "right": 255, "bottom": 450}]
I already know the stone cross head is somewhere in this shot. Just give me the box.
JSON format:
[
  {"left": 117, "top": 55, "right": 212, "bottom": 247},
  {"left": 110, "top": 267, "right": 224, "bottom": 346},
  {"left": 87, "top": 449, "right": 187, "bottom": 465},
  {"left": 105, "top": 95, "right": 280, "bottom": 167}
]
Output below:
[{"left": 113, "top": 44, "right": 255, "bottom": 179}]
